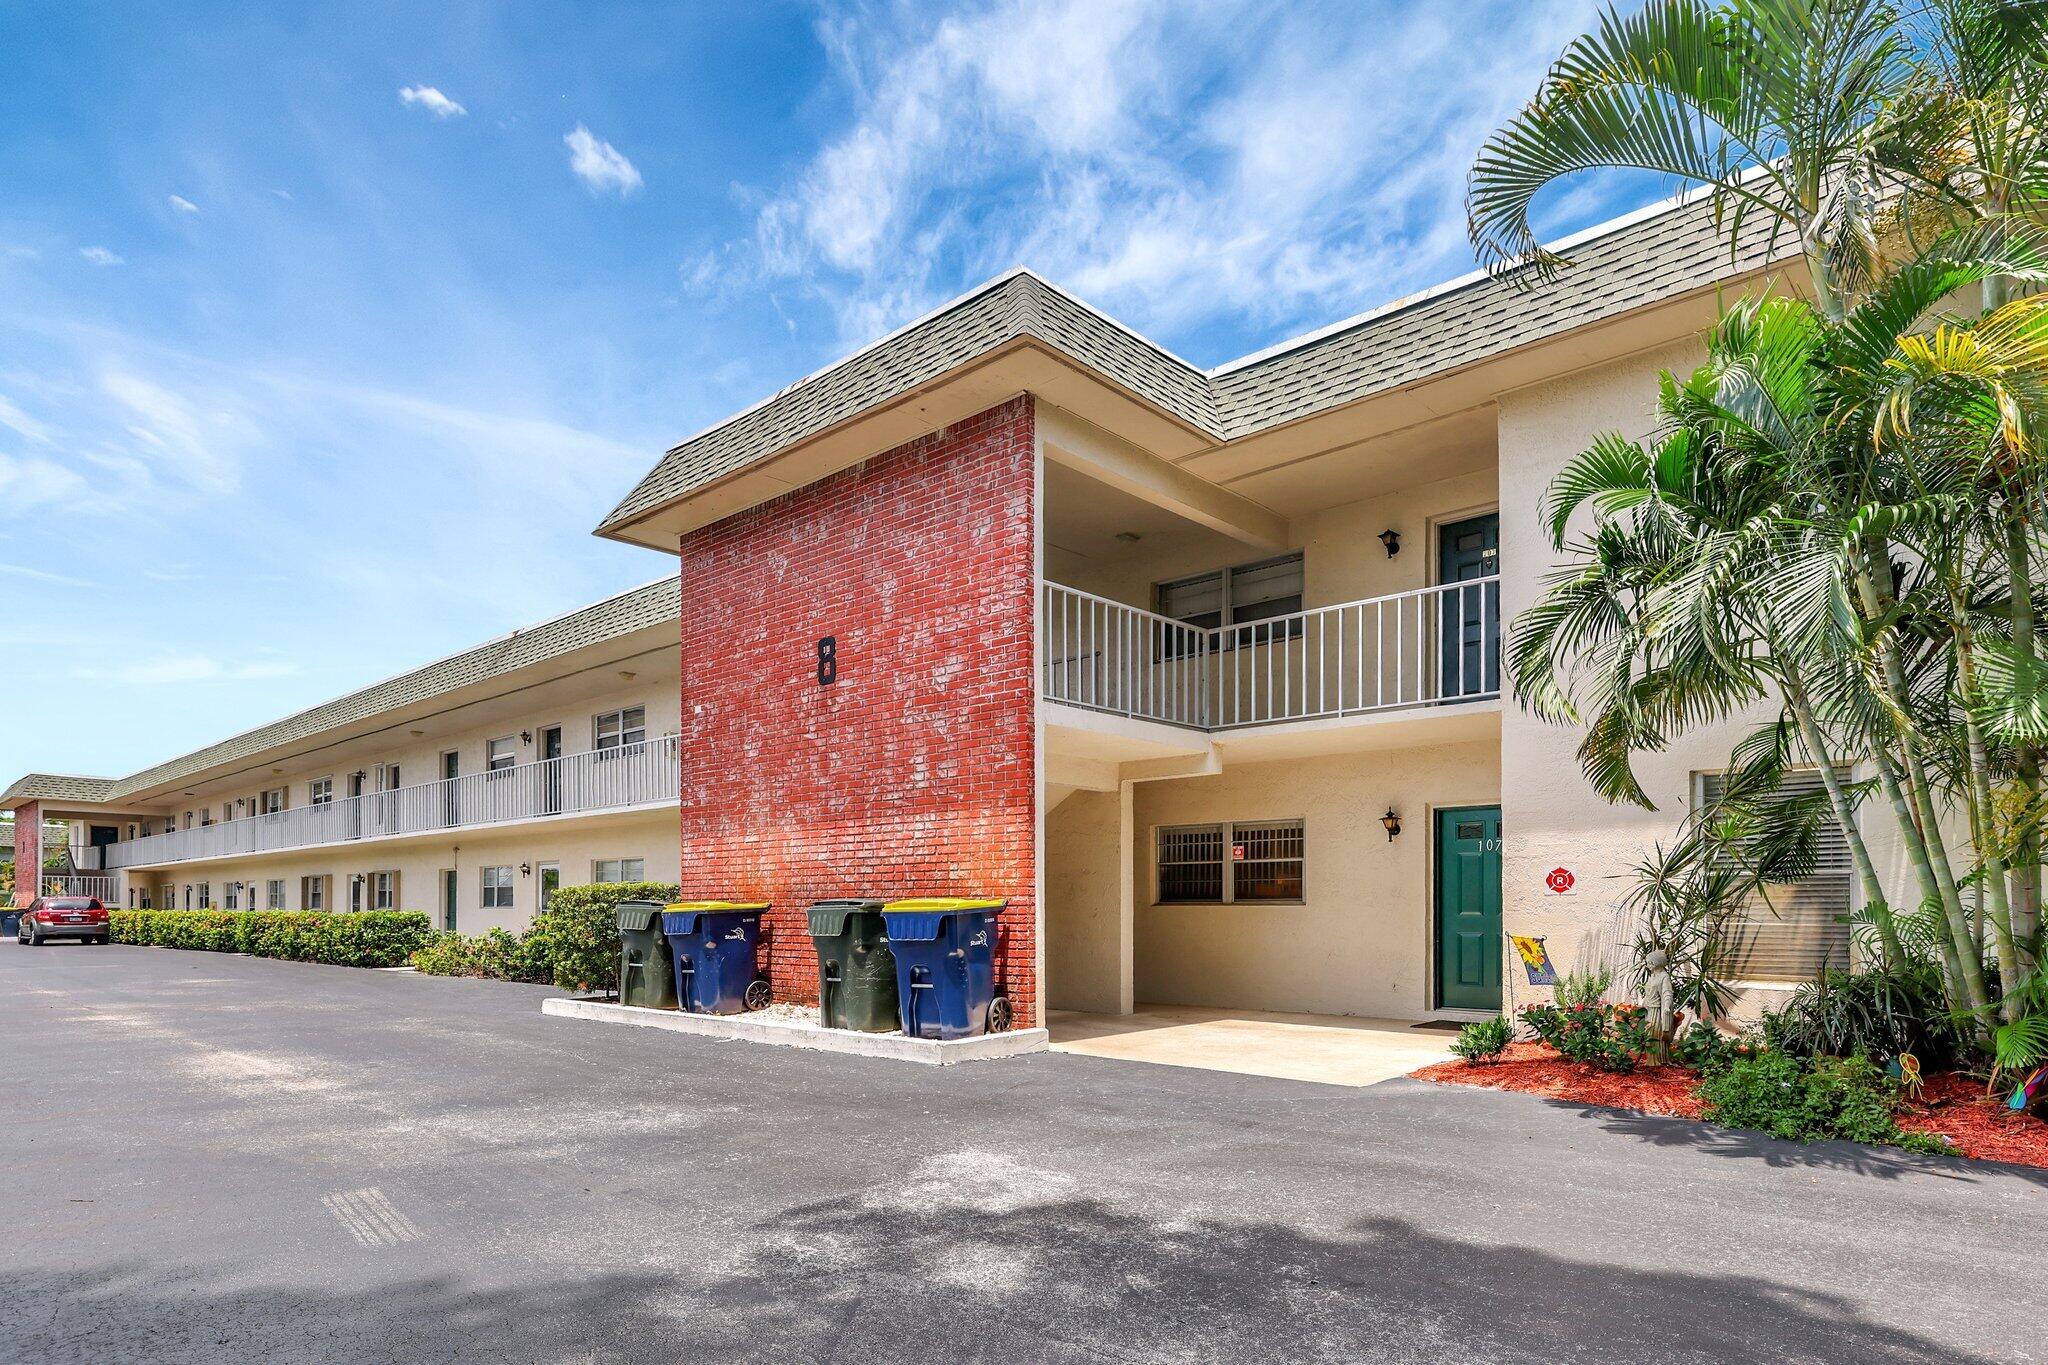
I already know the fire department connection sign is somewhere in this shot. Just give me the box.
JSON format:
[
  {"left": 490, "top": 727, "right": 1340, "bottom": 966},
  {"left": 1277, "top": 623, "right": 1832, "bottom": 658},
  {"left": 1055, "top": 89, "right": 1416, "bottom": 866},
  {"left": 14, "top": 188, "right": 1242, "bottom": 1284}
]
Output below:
[{"left": 1543, "top": 865, "right": 1579, "bottom": 896}]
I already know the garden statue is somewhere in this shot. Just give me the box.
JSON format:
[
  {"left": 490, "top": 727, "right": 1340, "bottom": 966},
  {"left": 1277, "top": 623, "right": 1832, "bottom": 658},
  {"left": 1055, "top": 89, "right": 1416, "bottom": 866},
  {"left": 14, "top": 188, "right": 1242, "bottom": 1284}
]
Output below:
[{"left": 1642, "top": 947, "right": 1674, "bottom": 1063}]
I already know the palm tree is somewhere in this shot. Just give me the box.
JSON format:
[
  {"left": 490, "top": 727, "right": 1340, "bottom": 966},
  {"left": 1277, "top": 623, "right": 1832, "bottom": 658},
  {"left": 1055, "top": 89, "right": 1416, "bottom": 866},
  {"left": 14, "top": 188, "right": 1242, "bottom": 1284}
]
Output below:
[{"left": 1475, "top": 0, "right": 2048, "bottom": 1033}]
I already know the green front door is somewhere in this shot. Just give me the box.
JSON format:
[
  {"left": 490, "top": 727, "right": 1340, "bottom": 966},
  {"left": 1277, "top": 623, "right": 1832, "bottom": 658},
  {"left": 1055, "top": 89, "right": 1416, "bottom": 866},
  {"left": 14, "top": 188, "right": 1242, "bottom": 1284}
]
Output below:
[{"left": 1436, "top": 806, "right": 1503, "bottom": 1010}]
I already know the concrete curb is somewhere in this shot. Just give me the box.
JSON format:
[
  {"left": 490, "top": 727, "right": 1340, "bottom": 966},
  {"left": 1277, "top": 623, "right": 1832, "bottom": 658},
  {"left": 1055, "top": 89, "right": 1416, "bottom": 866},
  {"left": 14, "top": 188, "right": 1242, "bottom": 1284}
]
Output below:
[{"left": 540, "top": 997, "right": 1049, "bottom": 1064}]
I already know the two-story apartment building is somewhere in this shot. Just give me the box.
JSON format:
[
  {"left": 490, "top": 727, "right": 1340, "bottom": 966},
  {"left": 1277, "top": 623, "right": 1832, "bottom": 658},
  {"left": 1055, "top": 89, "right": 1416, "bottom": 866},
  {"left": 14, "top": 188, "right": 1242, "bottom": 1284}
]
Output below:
[
  {"left": 589, "top": 188, "right": 1868, "bottom": 1032},
  {"left": 10, "top": 188, "right": 1875, "bottom": 1036},
  {"left": 4, "top": 576, "right": 682, "bottom": 932}
]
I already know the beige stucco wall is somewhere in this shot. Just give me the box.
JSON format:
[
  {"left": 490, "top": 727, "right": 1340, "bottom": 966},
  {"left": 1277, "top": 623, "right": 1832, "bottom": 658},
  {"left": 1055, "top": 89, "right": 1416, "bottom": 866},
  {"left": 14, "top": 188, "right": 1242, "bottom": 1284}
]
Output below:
[
  {"left": 109, "top": 663, "right": 679, "bottom": 839},
  {"left": 1043, "top": 786, "right": 1130, "bottom": 1013},
  {"left": 1129, "top": 739, "right": 1499, "bottom": 1019},
  {"left": 1043, "top": 467, "right": 1499, "bottom": 616},
  {"left": 1497, "top": 339, "right": 1730, "bottom": 998},
  {"left": 128, "top": 807, "right": 678, "bottom": 935}
]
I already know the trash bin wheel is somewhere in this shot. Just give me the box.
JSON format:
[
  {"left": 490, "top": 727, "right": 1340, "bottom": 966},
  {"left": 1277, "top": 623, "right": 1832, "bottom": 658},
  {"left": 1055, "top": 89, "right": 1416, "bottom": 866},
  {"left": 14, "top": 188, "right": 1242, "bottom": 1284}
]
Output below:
[
  {"left": 987, "top": 996, "right": 1014, "bottom": 1033},
  {"left": 744, "top": 979, "right": 772, "bottom": 1011}
]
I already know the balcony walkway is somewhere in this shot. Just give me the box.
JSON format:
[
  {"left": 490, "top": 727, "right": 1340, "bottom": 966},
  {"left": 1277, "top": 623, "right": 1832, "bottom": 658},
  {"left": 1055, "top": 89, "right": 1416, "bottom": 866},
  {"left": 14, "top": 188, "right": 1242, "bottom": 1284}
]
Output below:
[
  {"left": 1040, "top": 577, "right": 1500, "bottom": 732},
  {"left": 104, "top": 737, "right": 680, "bottom": 870}
]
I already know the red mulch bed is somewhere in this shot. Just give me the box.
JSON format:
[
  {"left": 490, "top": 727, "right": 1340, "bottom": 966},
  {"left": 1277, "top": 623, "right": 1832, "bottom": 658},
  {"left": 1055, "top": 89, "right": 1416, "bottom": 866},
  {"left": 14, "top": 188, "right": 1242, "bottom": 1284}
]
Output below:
[
  {"left": 1896, "top": 1071, "right": 2048, "bottom": 1168},
  {"left": 1413, "top": 1042, "right": 2048, "bottom": 1170}
]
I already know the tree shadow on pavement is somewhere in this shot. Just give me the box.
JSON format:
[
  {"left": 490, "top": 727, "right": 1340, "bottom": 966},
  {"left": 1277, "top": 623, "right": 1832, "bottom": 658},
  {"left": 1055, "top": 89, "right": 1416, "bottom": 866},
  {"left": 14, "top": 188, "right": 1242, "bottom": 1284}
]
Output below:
[
  {"left": 1558, "top": 1100, "right": 2048, "bottom": 1189},
  {"left": 0, "top": 1191, "right": 1989, "bottom": 1364},
  {"left": 686, "top": 1187, "right": 1983, "bottom": 1364}
]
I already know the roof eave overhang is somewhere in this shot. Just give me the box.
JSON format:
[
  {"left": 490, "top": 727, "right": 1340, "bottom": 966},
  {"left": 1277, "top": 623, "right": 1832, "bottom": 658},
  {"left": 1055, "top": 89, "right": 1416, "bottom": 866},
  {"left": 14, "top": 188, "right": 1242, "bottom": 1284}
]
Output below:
[{"left": 593, "top": 337, "right": 1220, "bottom": 550}]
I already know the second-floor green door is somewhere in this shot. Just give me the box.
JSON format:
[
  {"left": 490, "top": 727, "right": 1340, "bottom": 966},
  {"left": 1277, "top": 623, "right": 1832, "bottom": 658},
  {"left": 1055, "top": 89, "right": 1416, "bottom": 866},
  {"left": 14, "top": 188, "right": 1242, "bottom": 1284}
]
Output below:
[{"left": 1438, "top": 513, "right": 1500, "bottom": 699}]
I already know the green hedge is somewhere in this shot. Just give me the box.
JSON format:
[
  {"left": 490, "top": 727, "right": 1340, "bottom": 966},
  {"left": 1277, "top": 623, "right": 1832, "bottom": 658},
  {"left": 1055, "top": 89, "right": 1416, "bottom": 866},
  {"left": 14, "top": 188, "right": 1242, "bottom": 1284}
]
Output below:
[
  {"left": 410, "top": 927, "right": 548, "bottom": 982},
  {"left": 109, "top": 909, "right": 431, "bottom": 968},
  {"left": 409, "top": 881, "right": 679, "bottom": 992}
]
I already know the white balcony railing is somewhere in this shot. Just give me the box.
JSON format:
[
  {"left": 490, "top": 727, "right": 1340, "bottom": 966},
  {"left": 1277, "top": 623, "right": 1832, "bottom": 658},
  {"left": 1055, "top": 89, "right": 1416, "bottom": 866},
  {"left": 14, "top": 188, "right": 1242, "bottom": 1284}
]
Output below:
[
  {"left": 1041, "top": 577, "right": 1500, "bottom": 730},
  {"left": 105, "top": 736, "right": 680, "bottom": 870}
]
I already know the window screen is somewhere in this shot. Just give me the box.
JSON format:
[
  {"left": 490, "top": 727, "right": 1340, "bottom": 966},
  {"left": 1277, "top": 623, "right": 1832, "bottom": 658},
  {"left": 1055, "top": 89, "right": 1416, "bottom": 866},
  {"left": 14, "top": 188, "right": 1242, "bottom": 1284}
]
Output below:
[
  {"left": 1157, "top": 820, "right": 1305, "bottom": 903},
  {"left": 1157, "top": 826, "right": 1225, "bottom": 902},
  {"left": 1233, "top": 821, "right": 1305, "bottom": 901},
  {"left": 1698, "top": 769, "right": 1853, "bottom": 982}
]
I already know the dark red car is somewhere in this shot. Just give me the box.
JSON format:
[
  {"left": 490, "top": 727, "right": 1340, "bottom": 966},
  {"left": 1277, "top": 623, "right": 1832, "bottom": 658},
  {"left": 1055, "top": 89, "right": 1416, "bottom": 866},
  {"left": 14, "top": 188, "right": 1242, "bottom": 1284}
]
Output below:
[{"left": 17, "top": 896, "right": 110, "bottom": 945}]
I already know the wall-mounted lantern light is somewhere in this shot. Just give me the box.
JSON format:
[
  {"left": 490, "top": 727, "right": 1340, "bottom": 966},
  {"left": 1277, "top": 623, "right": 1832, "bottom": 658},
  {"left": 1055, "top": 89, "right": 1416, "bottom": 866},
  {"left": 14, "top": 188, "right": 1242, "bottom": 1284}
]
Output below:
[
  {"left": 520, "top": 863, "right": 532, "bottom": 877},
  {"left": 1380, "top": 807, "right": 1402, "bottom": 841},
  {"left": 1377, "top": 528, "right": 1401, "bottom": 558},
  {"left": 520, "top": 730, "right": 533, "bottom": 745}
]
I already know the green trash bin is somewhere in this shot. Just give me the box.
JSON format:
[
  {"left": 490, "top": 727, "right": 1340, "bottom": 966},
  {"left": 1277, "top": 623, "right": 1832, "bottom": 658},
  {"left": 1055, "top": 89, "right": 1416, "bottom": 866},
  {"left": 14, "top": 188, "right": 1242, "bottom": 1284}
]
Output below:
[
  {"left": 806, "top": 899, "right": 899, "bottom": 1032},
  {"left": 616, "top": 901, "right": 677, "bottom": 1010}
]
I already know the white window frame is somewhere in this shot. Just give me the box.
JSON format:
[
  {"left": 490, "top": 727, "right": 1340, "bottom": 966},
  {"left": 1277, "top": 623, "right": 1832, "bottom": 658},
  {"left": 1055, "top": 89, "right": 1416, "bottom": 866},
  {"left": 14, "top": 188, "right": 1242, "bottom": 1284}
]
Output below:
[
  {"left": 592, "top": 858, "right": 646, "bottom": 884},
  {"left": 260, "top": 788, "right": 286, "bottom": 815},
  {"left": 594, "top": 706, "right": 647, "bottom": 753},
  {"left": 1695, "top": 768, "right": 1858, "bottom": 986},
  {"left": 1154, "top": 819, "right": 1306, "bottom": 905},
  {"left": 309, "top": 777, "right": 333, "bottom": 807},
  {"left": 481, "top": 865, "right": 514, "bottom": 909},
  {"left": 370, "top": 870, "right": 398, "bottom": 911},
  {"left": 197, "top": 881, "right": 211, "bottom": 909},
  {"left": 223, "top": 881, "right": 241, "bottom": 910},
  {"left": 1156, "top": 552, "right": 1306, "bottom": 646},
  {"left": 303, "top": 875, "right": 326, "bottom": 911},
  {"left": 486, "top": 737, "right": 516, "bottom": 773},
  {"left": 266, "top": 879, "right": 286, "bottom": 910}
]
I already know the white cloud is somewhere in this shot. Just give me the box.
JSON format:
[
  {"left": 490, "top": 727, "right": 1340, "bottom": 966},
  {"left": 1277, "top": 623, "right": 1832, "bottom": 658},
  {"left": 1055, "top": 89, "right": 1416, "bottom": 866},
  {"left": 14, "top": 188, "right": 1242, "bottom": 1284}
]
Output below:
[
  {"left": 0, "top": 453, "right": 89, "bottom": 511},
  {"left": 0, "top": 394, "right": 51, "bottom": 444},
  {"left": 399, "top": 85, "right": 467, "bottom": 118},
  {"left": 168, "top": 195, "right": 200, "bottom": 214},
  {"left": 563, "top": 125, "right": 643, "bottom": 196},
  {"left": 79, "top": 246, "right": 124, "bottom": 266},
  {"left": 100, "top": 370, "right": 249, "bottom": 496},
  {"left": 0, "top": 560, "right": 93, "bottom": 588},
  {"left": 732, "top": 0, "right": 1607, "bottom": 349}
]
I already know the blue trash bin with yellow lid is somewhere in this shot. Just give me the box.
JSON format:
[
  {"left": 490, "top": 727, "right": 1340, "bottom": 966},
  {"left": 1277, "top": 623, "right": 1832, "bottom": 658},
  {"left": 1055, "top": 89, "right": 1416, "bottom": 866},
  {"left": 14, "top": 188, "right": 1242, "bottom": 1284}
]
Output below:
[
  {"left": 661, "top": 902, "right": 772, "bottom": 1015},
  {"left": 879, "top": 897, "right": 1011, "bottom": 1039}
]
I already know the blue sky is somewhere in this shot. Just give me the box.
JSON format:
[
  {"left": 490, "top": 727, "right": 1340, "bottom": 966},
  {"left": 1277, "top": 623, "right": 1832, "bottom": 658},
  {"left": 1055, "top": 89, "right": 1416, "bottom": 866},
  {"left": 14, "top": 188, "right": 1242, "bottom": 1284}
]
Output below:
[{"left": 0, "top": 0, "right": 1651, "bottom": 780}]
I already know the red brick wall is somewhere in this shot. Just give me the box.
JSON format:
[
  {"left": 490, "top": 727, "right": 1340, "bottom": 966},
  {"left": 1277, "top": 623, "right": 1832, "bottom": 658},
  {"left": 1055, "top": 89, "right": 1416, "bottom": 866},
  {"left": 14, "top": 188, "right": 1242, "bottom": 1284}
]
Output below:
[
  {"left": 675, "top": 397, "right": 1039, "bottom": 1024},
  {"left": 12, "top": 800, "right": 39, "bottom": 908}
]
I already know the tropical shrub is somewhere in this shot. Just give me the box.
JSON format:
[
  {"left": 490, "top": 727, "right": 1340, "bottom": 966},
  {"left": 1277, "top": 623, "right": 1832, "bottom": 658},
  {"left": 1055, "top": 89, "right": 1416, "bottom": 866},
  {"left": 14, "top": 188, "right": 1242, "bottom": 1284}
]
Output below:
[
  {"left": 1450, "top": 1015, "right": 1512, "bottom": 1066},
  {"left": 109, "top": 909, "right": 430, "bottom": 967},
  {"left": 524, "top": 881, "right": 679, "bottom": 993},
  {"left": 1519, "top": 1000, "right": 1653, "bottom": 1074},
  {"left": 1671, "top": 1020, "right": 1749, "bottom": 1075},
  {"left": 410, "top": 927, "right": 545, "bottom": 981},
  {"left": 406, "top": 882, "right": 680, "bottom": 991},
  {"left": 1554, "top": 967, "right": 1612, "bottom": 1011},
  {"left": 1699, "top": 1051, "right": 1950, "bottom": 1156},
  {"left": 1761, "top": 964, "right": 1962, "bottom": 1069}
]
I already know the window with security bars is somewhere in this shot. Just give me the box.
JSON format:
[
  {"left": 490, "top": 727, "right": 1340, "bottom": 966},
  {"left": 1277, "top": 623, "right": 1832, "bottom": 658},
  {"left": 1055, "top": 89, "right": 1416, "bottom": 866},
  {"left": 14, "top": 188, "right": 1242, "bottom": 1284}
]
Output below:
[
  {"left": 1156, "top": 820, "right": 1305, "bottom": 903},
  {"left": 1697, "top": 769, "right": 1854, "bottom": 983}
]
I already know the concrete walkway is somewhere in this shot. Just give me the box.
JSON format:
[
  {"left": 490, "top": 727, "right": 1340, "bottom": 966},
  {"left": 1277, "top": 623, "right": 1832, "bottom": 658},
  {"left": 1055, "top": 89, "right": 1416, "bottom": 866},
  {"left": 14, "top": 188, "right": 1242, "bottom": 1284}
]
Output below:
[{"left": 1049, "top": 1003, "right": 1457, "bottom": 1086}]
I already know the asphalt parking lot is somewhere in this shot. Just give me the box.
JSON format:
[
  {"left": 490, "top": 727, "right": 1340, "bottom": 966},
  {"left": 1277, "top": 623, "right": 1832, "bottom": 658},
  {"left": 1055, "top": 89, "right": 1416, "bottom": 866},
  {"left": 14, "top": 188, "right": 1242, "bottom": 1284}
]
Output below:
[{"left": 1, "top": 940, "right": 2035, "bottom": 1363}]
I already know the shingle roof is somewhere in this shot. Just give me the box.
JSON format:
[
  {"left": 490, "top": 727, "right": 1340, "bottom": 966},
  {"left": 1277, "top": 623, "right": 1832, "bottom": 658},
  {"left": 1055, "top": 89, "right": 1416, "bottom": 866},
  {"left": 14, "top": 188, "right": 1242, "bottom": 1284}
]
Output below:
[
  {"left": 599, "top": 190, "right": 1789, "bottom": 537},
  {"left": 1, "top": 774, "right": 117, "bottom": 808},
  {"left": 5, "top": 575, "right": 681, "bottom": 807}
]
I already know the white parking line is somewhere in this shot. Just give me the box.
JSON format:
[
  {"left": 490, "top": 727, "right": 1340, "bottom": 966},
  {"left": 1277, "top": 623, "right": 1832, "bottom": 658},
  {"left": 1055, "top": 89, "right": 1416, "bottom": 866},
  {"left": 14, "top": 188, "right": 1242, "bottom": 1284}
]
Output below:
[{"left": 321, "top": 1188, "right": 422, "bottom": 1248}]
